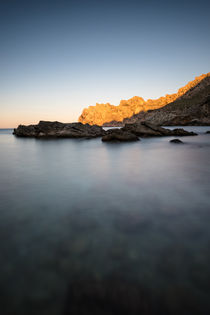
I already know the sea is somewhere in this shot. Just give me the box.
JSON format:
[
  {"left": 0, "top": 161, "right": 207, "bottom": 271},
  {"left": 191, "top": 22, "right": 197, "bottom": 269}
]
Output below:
[{"left": 0, "top": 126, "right": 210, "bottom": 315}]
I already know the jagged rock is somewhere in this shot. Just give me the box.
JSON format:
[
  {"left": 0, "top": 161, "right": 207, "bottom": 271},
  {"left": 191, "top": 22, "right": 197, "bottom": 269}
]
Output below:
[
  {"left": 141, "top": 82, "right": 210, "bottom": 126},
  {"left": 103, "top": 121, "right": 124, "bottom": 127},
  {"left": 78, "top": 73, "right": 210, "bottom": 126},
  {"left": 13, "top": 121, "right": 105, "bottom": 138},
  {"left": 102, "top": 129, "right": 139, "bottom": 142},
  {"left": 122, "top": 122, "right": 197, "bottom": 137},
  {"left": 170, "top": 139, "right": 183, "bottom": 144},
  {"left": 170, "top": 128, "right": 197, "bottom": 136},
  {"left": 79, "top": 96, "right": 147, "bottom": 126}
]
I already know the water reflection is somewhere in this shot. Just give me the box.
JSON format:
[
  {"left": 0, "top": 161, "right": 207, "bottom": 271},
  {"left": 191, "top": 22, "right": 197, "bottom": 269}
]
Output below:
[{"left": 0, "top": 128, "right": 210, "bottom": 314}]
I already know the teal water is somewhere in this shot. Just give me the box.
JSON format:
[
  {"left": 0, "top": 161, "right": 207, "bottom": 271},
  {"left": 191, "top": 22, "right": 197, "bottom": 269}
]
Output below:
[{"left": 0, "top": 127, "right": 210, "bottom": 314}]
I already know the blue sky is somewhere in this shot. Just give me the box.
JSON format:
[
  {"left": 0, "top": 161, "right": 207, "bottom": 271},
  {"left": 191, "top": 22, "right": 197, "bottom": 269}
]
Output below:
[{"left": 0, "top": 0, "right": 210, "bottom": 127}]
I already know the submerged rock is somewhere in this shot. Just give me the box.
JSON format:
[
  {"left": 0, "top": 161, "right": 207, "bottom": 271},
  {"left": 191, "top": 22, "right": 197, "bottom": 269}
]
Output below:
[
  {"left": 102, "top": 129, "right": 139, "bottom": 142},
  {"left": 13, "top": 121, "right": 105, "bottom": 138},
  {"left": 170, "top": 139, "right": 183, "bottom": 144},
  {"left": 122, "top": 121, "right": 197, "bottom": 137}
]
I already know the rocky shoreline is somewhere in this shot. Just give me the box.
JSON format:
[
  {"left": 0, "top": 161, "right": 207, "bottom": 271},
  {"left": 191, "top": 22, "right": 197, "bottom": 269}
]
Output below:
[
  {"left": 13, "top": 121, "right": 197, "bottom": 142},
  {"left": 13, "top": 121, "right": 105, "bottom": 138}
]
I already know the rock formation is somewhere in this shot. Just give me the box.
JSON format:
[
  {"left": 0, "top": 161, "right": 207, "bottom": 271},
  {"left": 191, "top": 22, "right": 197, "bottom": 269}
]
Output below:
[
  {"left": 13, "top": 121, "right": 197, "bottom": 141},
  {"left": 122, "top": 122, "right": 197, "bottom": 137},
  {"left": 101, "top": 122, "right": 197, "bottom": 142},
  {"left": 170, "top": 139, "right": 184, "bottom": 144},
  {"left": 78, "top": 73, "right": 210, "bottom": 126},
  {"left": 102, "top": 129, "right": 139, "bottom": 142},
  {"left": 141, "top": 82, "right": 210, "bottom": 126},
  {"left": 13, "top": 121, "right": 105, "bottom": 138},
  {"left": 79, "top": 96, "right": 147, "bottom": 126}
]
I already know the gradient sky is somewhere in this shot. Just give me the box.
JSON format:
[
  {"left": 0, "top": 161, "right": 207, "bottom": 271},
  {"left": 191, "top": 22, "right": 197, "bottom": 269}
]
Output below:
[{"left": 0, "top": 0, "right": 210, "bottom": 127}]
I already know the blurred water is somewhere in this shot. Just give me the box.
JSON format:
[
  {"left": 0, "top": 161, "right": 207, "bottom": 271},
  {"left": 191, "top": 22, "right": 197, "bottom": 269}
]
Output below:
[{"left": 0, "top": 127, "right": 210, "bottom": 314}]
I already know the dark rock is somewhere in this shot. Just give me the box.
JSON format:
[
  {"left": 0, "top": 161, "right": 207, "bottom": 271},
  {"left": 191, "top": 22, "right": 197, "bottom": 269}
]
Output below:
[
  {"left": 170, "top": 139, "right": 183, "bottom": 144},
  {"left": 170, "top": 128, "right": 197, "bottom": 136},
  {"left": 103, "top": 121, "right": 124, "bottom": 127},
  {"left": 13, "top": 121, "right": 105, "bottom": 138},
  {"left": 206, "top": 131, "right": 210, "bottom": 134},
  {"left": 122, "top": 122, "right": 197, "bottom": 137},
  {"left": 123, "top": 122, "right": 164, "bottom": 137},
  {"left": 102, "top": 129, "right": 139, "bottom": 142}
]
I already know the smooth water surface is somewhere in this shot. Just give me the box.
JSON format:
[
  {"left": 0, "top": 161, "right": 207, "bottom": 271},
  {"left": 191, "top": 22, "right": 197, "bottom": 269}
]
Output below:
[{"left": 0, "top": 127, "right": 210, "bottom": 314}]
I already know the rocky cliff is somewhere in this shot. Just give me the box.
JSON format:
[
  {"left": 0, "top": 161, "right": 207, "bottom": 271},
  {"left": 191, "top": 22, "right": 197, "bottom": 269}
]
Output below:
[
  {"left": 140, "top": 75, "right": 210, "bottom": 126},
  {"left": 78, "top": 73, "right": 210, "bottom": 126}
]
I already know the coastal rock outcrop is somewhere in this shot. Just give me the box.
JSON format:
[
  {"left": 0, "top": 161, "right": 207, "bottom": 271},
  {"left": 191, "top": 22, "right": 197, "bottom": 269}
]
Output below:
[
  {"left": 122, "top": 122, "right": 197, "bottom": 137},
  {"left": 13, "top": 121, "right": 105, "bottom": 138},
  {"left": 142, "top": 92, "right": 210, "bottom": 126},
  {"left": 78, "top": 73, "right": 210, "bottom": 126},
  {"left": 79, "top": 96, "right": 147, "bottom": 126},
  {"left": 102, "top": 129, "right": 139, "bottom": 142},
  {"left": 13, "top": 121, "right": 197, "bottom": 141},
  {"left": 170, "top": 139, "right": 183, "bottom": 144}
]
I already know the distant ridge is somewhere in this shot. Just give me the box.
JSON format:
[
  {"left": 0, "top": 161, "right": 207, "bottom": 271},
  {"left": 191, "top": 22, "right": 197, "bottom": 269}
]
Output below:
[{"left": 78, "top": 72, "right": 210, "bottom": 126}]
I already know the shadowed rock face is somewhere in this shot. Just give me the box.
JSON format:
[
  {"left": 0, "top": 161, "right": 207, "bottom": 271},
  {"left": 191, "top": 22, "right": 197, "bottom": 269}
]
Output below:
[
  {"left": 142, "top": 94, "right": 210, "bottom": 126},
  {"left": 122, "top": 122, "right": 197, "bottom": 137},
  {"left": 170, "top": 139, "right": 184, "bottom": 144},
  {"left": 78, "top": 73, "right": 210, "bottom": 126},
  {"left": 102, "top": 129, "right": 139, "bottom": 142},
  {"left": 13, "top": 121, "right": 105, "bottom": 138}
]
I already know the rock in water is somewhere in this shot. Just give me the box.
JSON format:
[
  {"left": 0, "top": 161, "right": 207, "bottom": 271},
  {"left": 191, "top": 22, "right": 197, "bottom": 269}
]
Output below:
[
  {"left": 170, "top": 139, "right": 183, "bottom": 144},
  {"left": 13, "top": 121, "right": 197, "bottom": 141},
  {"left": 102, "top": 129, "right": 139, "bottom": 142},
  {"left": 122, "top": 122, "right": 197, "bottom": 137},
  {"left": 206, "top": 131, "right": 210, "bottom": 134},
  {"left": 13, "top": 121, "right": 105, "bottom": 138}
]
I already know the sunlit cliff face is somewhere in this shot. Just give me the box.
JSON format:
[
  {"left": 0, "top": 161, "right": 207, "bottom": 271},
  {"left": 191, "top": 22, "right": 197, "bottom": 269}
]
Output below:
[{"left": 78, "top": 72, "right": 210, "bottom": 126}]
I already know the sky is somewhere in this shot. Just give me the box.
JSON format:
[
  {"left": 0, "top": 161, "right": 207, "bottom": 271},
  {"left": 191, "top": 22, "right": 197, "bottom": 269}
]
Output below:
[{"left": 0, "top": 0, "right": 210, "bottom": 128}]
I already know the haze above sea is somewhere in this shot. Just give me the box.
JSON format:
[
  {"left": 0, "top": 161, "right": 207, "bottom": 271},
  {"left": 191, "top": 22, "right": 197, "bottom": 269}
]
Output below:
[{"left": 0, "top": 126, "right": 210, "bottom": 315}]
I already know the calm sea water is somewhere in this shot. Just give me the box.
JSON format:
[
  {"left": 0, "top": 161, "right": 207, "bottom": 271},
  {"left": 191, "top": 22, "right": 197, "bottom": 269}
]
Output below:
[{"left": 0, "top": 127, "right": 210, "bottom": 315}]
